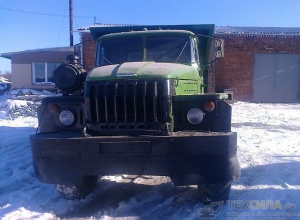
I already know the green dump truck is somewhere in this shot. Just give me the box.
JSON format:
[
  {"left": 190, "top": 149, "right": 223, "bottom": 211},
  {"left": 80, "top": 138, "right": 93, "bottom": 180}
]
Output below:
[{"left": 30, "top": 24, "right": 240, "bottom": 203}]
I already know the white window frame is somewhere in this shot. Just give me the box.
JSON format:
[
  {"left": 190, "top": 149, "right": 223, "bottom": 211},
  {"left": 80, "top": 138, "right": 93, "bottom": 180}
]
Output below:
[{"left": 32, "top": 62, "right": 61, "bottom": 85}]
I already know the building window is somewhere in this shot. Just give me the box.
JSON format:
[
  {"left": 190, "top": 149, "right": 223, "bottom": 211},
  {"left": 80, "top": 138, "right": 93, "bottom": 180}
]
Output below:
[{"left": 32, "top": 62, "right": 62, "bottom": 84}]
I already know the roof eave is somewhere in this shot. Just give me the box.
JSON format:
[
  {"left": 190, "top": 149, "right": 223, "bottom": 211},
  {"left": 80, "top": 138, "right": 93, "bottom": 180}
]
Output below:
[{"left": 0, "top": 46, "right": 74, "bottom": 60}]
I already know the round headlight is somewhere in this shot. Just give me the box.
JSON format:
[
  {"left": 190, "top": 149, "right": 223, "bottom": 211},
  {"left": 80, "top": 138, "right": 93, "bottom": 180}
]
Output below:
[
  {"left": 59, "top": 110, "right": 75, "bottom": 126},
  {"left": 187, "top": 108, "right": 204, "bottom": 124}
]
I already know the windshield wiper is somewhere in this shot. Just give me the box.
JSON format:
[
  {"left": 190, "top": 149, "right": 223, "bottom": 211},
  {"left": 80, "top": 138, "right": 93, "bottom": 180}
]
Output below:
[
  {"left": 102, "top": 55, "right": 113, "bottom": 65},
  {"left": 175, "top": 41, "right": 189, "bottom": 63}
]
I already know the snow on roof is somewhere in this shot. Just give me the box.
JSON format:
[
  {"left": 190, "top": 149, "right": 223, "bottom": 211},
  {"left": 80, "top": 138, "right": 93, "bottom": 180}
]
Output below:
[
  {"left": 78, "top": 23, "right": 138, "bottom": 32},
  {"left": 215, "top": 26, "right": 300, "bottom": 37},
  {"left": 0, "top": 46, "right": 74, "bottom": 59},
  {"left": 0, "top": 76, "right": 10, "bottom": 83}
]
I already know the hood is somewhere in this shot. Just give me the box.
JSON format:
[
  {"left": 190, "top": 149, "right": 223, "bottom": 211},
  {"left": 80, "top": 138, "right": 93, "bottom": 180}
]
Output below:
[{"left": 87, "top": 62, "right": 199, "bottom": 81}]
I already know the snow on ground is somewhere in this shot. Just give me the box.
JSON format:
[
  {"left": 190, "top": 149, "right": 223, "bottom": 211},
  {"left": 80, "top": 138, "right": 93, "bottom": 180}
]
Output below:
[{"left": 0, "top": 99, "right": 299, "bottom": 220}]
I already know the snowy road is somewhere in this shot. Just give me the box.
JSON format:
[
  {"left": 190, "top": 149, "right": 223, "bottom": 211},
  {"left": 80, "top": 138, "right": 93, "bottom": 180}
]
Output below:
[{"left": 0, "top": 102, "right": 299, "bottom": 220}]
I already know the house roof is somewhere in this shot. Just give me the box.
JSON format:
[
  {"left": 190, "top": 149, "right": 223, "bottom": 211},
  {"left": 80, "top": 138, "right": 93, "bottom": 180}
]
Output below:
[
  {"left": 0, "top": 46, "right": 74, "bottom": 59},
  {"left": 78, "top": 23, "right": 137, "bottom": 32},
  {"left": 215, "top": 26, "right": 300, "bottom": 37}
]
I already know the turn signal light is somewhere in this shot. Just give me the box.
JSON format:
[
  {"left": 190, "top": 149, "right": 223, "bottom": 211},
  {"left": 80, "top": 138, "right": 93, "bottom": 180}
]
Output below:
[
  {"left": 204, "top": 102, "right": 215, "bottom": 112},
  {"left": 48, "top": 103, "right": 60, "bottom": 114}
]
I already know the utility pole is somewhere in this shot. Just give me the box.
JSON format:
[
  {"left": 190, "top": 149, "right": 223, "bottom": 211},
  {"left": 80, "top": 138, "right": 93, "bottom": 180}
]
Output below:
[{"left": 69, "top": 0, "right": 73, "bottom": 46}]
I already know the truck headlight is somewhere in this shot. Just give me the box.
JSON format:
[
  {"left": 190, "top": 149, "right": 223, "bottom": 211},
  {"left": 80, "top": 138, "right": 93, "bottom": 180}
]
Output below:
[
  {"left": 187, "top": 108, "right": 204, "bottom": 124},
  {"left": 59, "top": 110, "right": 75, "bottom": 126}
]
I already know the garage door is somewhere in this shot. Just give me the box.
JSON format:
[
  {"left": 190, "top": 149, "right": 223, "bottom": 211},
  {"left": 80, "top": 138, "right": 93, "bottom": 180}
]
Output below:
[{"left": 253, "top": 54, "right": 300, "bottom": 103}]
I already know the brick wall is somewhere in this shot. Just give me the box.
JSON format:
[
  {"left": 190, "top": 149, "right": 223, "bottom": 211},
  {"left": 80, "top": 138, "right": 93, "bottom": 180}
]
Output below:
[
  {"left": 214, "top": 34, "right": 300, "bottom": 101},
  {"left": 81, "top": 32, "right": 97, "bottom": 70}
]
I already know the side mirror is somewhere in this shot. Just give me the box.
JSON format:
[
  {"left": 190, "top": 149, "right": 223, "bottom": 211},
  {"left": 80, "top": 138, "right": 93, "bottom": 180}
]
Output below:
[
  {"left": 214, "top": 39, "right": 224, "bottom": 58},
  {"left": 208, "top": 39, "right": 224, "bottom": 64}
]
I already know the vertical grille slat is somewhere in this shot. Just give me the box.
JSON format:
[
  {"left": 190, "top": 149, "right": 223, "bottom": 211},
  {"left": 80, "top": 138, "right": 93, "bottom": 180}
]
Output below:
[
  {"left": 97, "top": 85, "right": 104, "bottom": 123},
  {"left": 104, "top": 85, "right": 108, "bottom": 123},
  {"left": 89, "top": 85, "right": 98, "bottom": 123},
  {"left": 114, "top": 83, "right": 118, "bottom": 122},
  {"left": 86, "top": 79, "right": 172, "bottom": 132},
  {"left": 127, "top": 84, "right": 134, "bottom": 123},
  {"left": 153, "top": 82, "right": 157, "bottom": 122},
  {"left": 107, "top": 84, "right": 114, "bottom": 123},
  {"left": 157, "top": 82, "right": 163, "bottom": 122},
  {"left": 116, "top": 84, "right": 125, "bottom": 122},
  {"left": 136, "top": 82, "right": 145, "bottom": 123},
  {"left": 123, "top": 86, "right": 127, "bottom": 123},
  {"left": 133, "top": 82, "right": 137, "bottom": 123},
  {"left": 145, "top": 81, "right": 156, "bottom": 122},
  {"left": 143, "top": 82, "right": 146, "bottom": 123},
  {"left": 95, "top": 86, "right": 100, "bottom": 123}
]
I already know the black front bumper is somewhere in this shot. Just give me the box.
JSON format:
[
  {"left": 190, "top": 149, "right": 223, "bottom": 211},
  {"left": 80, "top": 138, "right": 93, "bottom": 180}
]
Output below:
[{"left": 30, "top": 131, "right": 240, "bottom": 186}]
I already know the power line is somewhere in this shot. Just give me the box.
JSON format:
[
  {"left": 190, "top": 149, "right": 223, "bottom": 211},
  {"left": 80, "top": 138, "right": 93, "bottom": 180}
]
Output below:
[
  {"left": 0, "top": 6, "right": 93, "bottom": 18},
  {"left": 56, "top": 2, "right": 69, "bottom": 47},
  {"left": 0, "top": 13, "right": 9, "bottom": 51}
]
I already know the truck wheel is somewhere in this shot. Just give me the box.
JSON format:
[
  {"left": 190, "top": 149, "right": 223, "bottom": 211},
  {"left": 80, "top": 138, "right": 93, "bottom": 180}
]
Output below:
[
  {"left": 56, "top": 176, "right": 98, "bottom": 199},
  {"left": 197, "top": 183, "right": 231, "bottom": 204}
]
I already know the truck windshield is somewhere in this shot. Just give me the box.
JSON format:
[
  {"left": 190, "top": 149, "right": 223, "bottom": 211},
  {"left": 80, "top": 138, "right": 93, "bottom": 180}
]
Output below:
[
  {"left": 98, "top": 35, "right": 192, "bottom": 66},
  {"left": 145, "top": 36, "right": 191, "bottom": 64},
  {"left": 98, "top": 37, "right": 143, "bottom": 66}
]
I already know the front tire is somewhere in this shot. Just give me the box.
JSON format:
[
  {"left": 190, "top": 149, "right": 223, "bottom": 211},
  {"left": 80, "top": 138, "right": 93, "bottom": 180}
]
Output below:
[
  {"left": 197, "top": 182, "right": 231, "bottom": 204},
  {"left": 56, "top": 176, "right": 98, "bottom": 199}
]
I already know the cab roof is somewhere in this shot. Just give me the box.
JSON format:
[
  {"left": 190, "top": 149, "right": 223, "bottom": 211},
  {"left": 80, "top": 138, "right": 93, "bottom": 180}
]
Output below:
[{"left": 98, "top": 29, "right": 196, "bottom": 40}]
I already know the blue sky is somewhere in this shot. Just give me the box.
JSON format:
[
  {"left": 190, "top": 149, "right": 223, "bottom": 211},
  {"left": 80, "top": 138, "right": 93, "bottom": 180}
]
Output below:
[{"left": 1, "top": 0, "right": 300, "bottom": 73}]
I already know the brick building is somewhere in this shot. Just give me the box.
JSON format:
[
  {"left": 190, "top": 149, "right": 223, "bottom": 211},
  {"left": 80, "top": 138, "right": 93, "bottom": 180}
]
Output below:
[
  {"left": 79, "top": 25, "right": 300, "bottom": 103},
  {"left": 215, "top": 27, "right": 300, "bottom": 102}
]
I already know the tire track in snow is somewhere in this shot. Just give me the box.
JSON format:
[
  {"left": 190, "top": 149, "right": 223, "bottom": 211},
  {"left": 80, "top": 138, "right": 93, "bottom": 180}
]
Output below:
[{"left": 59, "top": 177, "right": 203, "bottom": 219}]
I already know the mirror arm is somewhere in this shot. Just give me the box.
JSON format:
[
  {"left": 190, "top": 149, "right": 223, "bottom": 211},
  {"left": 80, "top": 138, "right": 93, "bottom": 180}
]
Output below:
[
  {"left": 208, "top": 56, "right": 222, "bottom": 64},
  {"left": 197, "top": 33, "right": 223, "bottom": 41}
]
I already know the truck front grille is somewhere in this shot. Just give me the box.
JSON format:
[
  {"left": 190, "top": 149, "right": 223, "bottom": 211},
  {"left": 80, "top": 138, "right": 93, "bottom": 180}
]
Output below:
[{"left": 85, "top": 79, "right": 174, "bottom": 133}]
